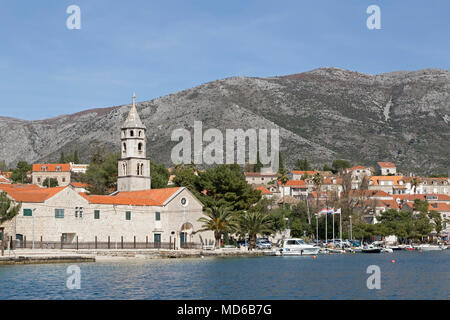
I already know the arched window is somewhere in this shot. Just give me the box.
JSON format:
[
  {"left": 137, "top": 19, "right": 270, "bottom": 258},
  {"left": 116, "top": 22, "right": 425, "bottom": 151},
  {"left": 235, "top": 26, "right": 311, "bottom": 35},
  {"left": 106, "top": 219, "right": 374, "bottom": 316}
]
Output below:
[
  {"left": 123, "top": 143, "right": 127, "bottom": 153},
  {"left": 138, "top": 143, "right": 143, "bottom": 152},
  {"left": 140, "top": 164, "right": 144, "bottom": 175},
  {"left": 122, "top": 163, "right": 127, "bottom": 175},
  {"left": 130, "top": 130, "right": 134, "bottom": 137},
  {"left": 137, "top": 163, "right": 140, "bottom": 175},
  {"left": 139, "top": 131, "right": 142, "bottom": 137}
]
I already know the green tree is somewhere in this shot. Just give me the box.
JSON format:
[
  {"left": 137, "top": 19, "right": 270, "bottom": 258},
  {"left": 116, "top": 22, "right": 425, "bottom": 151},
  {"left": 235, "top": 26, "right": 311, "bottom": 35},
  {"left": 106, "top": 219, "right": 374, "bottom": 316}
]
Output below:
[
  {"left": 294, "top": 158, "right": 311, "bottom": 171},
  {"left": 172, "top": 165, "right": 201, "bottom": 197},
  {"left": 198, "top": 164, "right": 261, "bottom": 211},
  {"left": 312, "top": 172, "right": 323, "bottom": 209},
  {"left": 428, "top": 211, "right": 443, "bottom": 235},
  {"left": 42, "top": 178, "right": 59, "bottom": 188},
  {"left": 322, "top": 165, "right": 333, "bottom": 172},
  {"left": 0, "top": 192, "right": 21, "bottom": 224},
  {"left": 254, "top": 151, "right": 263, "bottom": 173},
  {"left": 196, "top": 205, "right": 236, "bottom": 248},
  {"left": 150, "top": 161, "right": 170, "bottom": 189},
  {"left": 10, "top": 161, "right": 32, "bottom": 184},
  {"left": 332, "top": 159, "right": 351, "bottom": 173},
  {"left": 82, "top": 152, "right": 119, "bottom": 195},
  {"left": 411, "top": 177, "right": 420, "bottom": 194},
  {"left": 0, "top": 161, "right": 8, "bottom": 172},
  {"left": 278, "top": 152, "right": 285, "bottom": 174},
  {"left": 73, "top": 150, "right": 80, "bottom": 164},
  {"left": 236, "top": 211, "right": 274, "bottom": 250},
  {"left": 59, "top": 152, "right": 65, "bottom": 163}
]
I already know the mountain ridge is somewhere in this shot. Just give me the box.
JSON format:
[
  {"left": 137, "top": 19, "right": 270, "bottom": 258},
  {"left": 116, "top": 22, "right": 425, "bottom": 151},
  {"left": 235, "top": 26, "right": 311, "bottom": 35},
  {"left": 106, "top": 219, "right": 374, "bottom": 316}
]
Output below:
[{"left": 1, "top": 67, "right": 449, "bottom": 175}]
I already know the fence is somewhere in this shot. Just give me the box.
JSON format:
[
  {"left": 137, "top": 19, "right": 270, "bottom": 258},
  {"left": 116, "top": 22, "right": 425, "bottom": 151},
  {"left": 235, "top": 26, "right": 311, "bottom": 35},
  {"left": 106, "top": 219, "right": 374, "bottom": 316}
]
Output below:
[{"left": 6, "top": 235, "right": 202, "bottom": 250}]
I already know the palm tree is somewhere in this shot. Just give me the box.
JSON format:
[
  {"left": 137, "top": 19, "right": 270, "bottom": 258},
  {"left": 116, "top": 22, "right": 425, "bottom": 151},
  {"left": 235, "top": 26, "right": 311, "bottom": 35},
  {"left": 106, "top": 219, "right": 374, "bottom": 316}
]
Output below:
[
  {"left": 411, "top": 177, "right": 419, "bottom": 195},
  {"left": 312, "top": 172, "right": 323, "bottom": 210},
  {"left": 277, "top": 170, "right": 290, "bottom": 208},
  {"left": 236, "top": 211, "right": 274, "bottom": 250},
  {"left": 196, "top": 205, "right": 236, "bottom": 248},
  {"left": 0, "top": 192, "right": 21, "bottom": 256}
]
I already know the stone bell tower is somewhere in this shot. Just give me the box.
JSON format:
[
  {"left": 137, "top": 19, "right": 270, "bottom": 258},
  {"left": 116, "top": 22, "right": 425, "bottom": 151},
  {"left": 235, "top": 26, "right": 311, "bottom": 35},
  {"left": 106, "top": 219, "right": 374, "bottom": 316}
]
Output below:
[{"left": 117, "top": 94, "right": 151, "bottom": 191}]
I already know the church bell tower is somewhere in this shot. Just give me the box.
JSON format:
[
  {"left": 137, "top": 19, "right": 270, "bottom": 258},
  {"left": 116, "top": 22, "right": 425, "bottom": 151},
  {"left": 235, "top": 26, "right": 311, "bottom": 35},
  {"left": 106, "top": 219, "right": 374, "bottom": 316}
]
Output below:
[{"left": 117, "top": 94, "right": 151, "bottom": 191}]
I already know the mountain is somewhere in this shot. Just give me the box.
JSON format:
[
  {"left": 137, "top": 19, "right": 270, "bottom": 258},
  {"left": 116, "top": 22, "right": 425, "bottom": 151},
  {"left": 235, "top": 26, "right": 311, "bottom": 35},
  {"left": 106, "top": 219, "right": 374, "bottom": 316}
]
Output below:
[{"left": 1, "top": 68, "right": 449, "bottom": 175}]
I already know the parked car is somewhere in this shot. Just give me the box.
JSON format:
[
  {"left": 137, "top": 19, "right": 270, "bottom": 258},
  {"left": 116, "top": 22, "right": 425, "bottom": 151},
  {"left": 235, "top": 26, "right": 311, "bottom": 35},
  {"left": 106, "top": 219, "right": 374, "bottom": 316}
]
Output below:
[{"left": 256, "top": 238, "right": 273, "bottom": 249}]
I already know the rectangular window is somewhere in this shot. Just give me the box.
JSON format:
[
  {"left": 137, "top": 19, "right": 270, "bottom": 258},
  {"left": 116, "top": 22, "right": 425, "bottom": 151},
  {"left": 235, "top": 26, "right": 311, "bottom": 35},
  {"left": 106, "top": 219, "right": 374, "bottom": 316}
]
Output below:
[
  {"left": 94, "top": 210, "right": 100, "bottom": 220},
  {"left": 155, "top": 211, "right": 160, "bottom": 221},
  {"left": 23, "top": 209, "right": 33, "bottom": 217},
  {"left": 55, "top": 209, "right": 64, "bottom": 219},
  {"left": 126, "top": 211, "right": 131, "bottom": 220}
]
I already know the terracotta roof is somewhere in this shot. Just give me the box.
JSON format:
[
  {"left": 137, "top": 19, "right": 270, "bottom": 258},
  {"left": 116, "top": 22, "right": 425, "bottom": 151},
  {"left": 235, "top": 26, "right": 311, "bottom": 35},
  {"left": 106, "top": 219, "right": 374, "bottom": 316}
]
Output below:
[
  {"left": 395, "top": 194, "right": 450, "bottom": 202},
  {"left": 377, "top": 162, "right": 396, "bottom": 168},
  {"left": 0, "top": 176, "right": 10, "bottom": 183},
  {"left": 254, "top": 186, "right": 272, "bottom": 194},
  {"left": 428, "top": 203, "right": 450, "bottom": 212},
  {"left": 32, "top": 164, "right": 71, "bottom": 172},
  {"left": 323, "top": 178, "right": 343, "bottom": 185},
  {"left": 381, "top": 200, "right": 400, "bottom": 209},
  {"left": 349, "top": 165, "right": 369, "bottom": 171},
  {"left": 291, "top": 170, "right": 318, "bottom": 175},
  {"left": 81, "top": 187, "right": 183, "bottom": 206},
  {"left": 348, "top": 190, "right": 392, "bottom": 198},
  {"left": 70, "top": 182, "right": 89, "bottom": 188},
  {"left": 285, "top": 180, "right": 307, "bottom": 187},
  {"left": 370, "top": 176, "right": 404, "bottom": 186},
  {"left": 3, "top": 186, "right": 66, "bottom": 203}
]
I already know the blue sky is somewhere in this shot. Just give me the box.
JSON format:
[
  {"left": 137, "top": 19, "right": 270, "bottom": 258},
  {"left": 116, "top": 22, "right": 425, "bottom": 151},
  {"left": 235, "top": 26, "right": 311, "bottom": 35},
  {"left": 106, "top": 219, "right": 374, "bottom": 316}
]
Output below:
[{"left": 0, "top": 0, "right": 449, "bottom": 120}]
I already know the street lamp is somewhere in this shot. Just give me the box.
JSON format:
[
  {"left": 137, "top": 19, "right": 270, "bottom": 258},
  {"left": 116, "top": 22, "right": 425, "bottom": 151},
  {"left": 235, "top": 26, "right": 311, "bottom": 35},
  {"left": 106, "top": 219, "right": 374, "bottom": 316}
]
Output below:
[
  {"left": 315, "top": 214, "right": 319, "bottom": 243},
  {"left": 32, "top": 208, "right": 36, "bottom": 249}
]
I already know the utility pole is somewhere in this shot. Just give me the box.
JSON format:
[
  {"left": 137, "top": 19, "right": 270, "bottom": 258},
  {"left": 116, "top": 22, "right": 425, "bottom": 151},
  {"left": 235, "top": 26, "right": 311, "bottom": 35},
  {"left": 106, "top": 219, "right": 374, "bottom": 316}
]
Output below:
[
  {"left": 32, "top": 208, "right": 36, "bottom": 249},
  {"left": 350, "top": 215, "right": 353, "bottom": 241}
]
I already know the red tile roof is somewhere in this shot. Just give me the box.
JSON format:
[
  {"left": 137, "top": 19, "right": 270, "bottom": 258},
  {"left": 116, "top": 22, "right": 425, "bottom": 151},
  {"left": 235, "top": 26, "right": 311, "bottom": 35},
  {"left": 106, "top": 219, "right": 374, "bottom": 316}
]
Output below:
[
  {"left": 32, "top": 164, "right": 71, "bottom": 172},
  {"left": 291, "top": 170, "right": 318, "bottom": 176},
  {"left": 428, "top": 203, "right": 450, "bottom": 212},
  {"left": 285, "top": 180, "right": 307, "bottom": 187},
  {"left": 377, "top": 162, "right": 396, "bottom": 168},
  {"left": 395, "top": 194, "right": 450, "bottom": 202},
  {"left": 70, "top": 182, "right": 89, "bottom": 188},
  {"left": 254, "top": 186, "right": 272, "bottom": 194},
  {"left": 81, "top": 187, "right": 183, "bottom": 206},
  {"left": 2, "top": 186, "right": 66, "bottom": 203}
]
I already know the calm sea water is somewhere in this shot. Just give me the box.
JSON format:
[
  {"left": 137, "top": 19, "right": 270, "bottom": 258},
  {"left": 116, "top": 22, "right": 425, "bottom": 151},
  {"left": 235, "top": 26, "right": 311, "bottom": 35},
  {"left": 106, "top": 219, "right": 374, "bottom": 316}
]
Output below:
[{"left": 0, "top": 251, "right": 449, "bottom": 300}]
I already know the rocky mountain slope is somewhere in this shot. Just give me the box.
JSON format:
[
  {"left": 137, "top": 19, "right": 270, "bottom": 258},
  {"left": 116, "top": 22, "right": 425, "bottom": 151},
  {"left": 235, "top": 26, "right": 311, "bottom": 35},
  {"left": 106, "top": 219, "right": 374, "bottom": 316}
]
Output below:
[{"left": 1, "top": 68, "right": 449, "bottom": 175}]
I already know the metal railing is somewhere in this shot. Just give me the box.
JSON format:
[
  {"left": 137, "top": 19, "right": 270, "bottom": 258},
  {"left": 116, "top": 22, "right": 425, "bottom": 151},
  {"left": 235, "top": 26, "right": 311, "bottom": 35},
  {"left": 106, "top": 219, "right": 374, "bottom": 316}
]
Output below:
[{"left": 6, "top": 235, "right": 202, "bottom": 250}]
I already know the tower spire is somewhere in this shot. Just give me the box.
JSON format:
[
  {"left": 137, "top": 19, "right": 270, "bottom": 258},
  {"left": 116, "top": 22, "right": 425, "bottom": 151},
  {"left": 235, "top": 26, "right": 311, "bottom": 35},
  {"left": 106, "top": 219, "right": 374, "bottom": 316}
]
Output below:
[{"left": 122, "top": 92, "right": 145, "bottom": 129}]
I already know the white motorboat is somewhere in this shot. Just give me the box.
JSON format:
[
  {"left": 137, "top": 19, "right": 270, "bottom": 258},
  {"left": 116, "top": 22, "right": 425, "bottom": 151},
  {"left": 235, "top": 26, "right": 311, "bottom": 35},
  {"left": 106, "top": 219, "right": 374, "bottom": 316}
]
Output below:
[
  {"left": 416, "top": 244, "right": 445, "bottom": 251},
  {"left": 278, "top": 238, "right": 320, "bottom": 256},
  {"left": 361, "top": 244, "right": 381, "bottom": 253},
  {"left": 381, "top": 247, "right": 393, "bottom": 253}
]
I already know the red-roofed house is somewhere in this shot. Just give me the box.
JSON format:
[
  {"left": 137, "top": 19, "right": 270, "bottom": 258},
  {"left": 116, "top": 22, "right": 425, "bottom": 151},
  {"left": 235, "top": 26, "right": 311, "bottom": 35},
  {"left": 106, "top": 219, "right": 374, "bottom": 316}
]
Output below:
[
  {"left": 254, "top": 186, "right": 274, "bottom": 199},
  {"left": 376, "top": 162, "right": 397, "bottom": 176},
  {"left": 32, "top": 164, "right": 71, "bottom": 187}
]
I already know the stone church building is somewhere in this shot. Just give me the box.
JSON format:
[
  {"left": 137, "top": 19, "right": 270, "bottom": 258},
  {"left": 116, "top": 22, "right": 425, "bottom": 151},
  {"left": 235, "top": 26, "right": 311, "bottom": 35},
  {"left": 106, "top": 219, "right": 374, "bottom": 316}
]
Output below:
[{"left": 0, "top": 95, "right": 212, "bottom": 248}]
